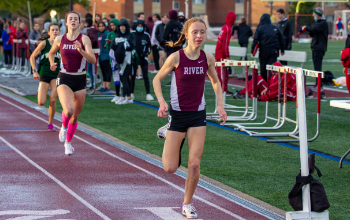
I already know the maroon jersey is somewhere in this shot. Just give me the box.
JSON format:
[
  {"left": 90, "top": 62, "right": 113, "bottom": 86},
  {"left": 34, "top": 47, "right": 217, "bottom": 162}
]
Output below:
[
  {"left": 60, "top": 33, "right": 86, "bottom": 73},
  {"left": 170, "top": 49, "right": 208, "bottom": 111}
]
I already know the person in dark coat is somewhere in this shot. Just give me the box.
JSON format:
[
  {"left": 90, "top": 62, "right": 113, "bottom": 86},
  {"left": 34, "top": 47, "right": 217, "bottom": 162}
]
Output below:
[
  {"left": 232, "top": 17, "right": 252, "bottom": 61},
  {"left": 131, "top": 20, "right": 154, "bottom": 101},
  {"left": 251, "top": 14, "right": 285, "bottom": 81},
  {"left": 131, "top": 12, "right": 150, "bottom": 33},
  {"left": 277, "top": 9, "right": 293, "bottom": 65},
  {"left": 163, "top": 10, "right": 183, "bottom": 57},
  {"left": 303, "top": 7, "right": 328, "bottom": 98}
]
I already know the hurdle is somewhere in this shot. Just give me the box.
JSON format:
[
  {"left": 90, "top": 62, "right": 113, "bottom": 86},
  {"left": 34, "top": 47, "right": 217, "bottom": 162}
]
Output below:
[
  {"left": 286, "top": 68, "right": 329, "bottom": 220},
  {"left": 206, "top": 60, "right": 260, "bottom": 122},
  {"left": 266, "top": 69, "right": 323, "bottom": 142},
  {"left": 330, "top": 100, "right": 350, "bottom": 168},
  {"left": 231, "top": 66, "right": 298, "bottom": 137}
]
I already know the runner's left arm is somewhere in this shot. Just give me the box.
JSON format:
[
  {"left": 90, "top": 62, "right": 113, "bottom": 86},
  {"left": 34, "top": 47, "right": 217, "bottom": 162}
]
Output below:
[
  {"left": 206, "top": 51, "right": 227, "bottom": 125},
  {"left": 76, "top": 35, "right": 96, "bottom": 64}
]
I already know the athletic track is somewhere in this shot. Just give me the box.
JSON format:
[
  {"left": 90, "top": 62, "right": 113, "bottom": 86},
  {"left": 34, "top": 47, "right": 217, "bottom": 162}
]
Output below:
[{"left": 0, "top": 91, "right": 284, "bottom": 220}]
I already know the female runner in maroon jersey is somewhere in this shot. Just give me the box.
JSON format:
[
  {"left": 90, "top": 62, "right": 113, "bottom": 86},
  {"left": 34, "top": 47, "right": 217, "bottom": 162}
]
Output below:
[
  {"left": 153, "top": 17, "right": 227, "bottom": 219},
  {"left": 48, "top": 12, "right": 96, "bottom": 155}
]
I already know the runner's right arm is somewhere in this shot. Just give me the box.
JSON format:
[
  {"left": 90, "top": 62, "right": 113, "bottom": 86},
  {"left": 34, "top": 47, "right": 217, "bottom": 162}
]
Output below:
[
  {"left": 48, "top": 36, "right": 62, "bottom": 71},
  {"left": 30, "top": 40, "right": 46, "bottom": 80},
  {"left": 153, "top": 52, "right": 180, "bottom": 118}
]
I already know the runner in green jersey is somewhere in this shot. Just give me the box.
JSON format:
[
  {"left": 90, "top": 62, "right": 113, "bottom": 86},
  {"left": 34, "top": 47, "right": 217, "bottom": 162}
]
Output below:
[{"left": 30, "top": 23, "right": 60, "bottom": 131}]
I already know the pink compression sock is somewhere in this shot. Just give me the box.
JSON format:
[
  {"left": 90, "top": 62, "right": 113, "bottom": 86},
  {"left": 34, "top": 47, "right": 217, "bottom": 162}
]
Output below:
[
  {"left": 62, "top": 110, "right": 72, "bottom": 128},
  {"left": 66, "top": 122, "right": 78, "bottom": 142}
]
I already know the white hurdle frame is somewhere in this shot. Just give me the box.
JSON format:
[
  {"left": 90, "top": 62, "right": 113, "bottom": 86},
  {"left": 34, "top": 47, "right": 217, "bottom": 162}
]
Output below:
[
  {"left": 206, "top": 60, "right": 259, "bottom": 122},
  {"left": 286, "top": 68, "right": 329, "bottom": 220}
]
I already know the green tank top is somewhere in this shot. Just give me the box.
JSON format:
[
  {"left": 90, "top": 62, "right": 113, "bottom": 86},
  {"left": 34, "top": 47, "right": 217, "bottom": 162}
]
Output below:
[{"left": 38, "top": 39, "right": 60, "bottom": 77}]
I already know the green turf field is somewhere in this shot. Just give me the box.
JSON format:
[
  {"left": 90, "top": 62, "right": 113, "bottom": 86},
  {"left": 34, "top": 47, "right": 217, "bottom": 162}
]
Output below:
[{"left": 22, "top": 62, "right": 350, "bottom": 219}]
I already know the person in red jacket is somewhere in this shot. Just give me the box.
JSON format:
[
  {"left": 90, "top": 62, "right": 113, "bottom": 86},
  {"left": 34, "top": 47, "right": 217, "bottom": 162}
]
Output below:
[
  {"left": 233, "top": 62, "right": 296, "bottom": 101},
  {"left": 15, "top": 21, "right": 28, "bottom": 66},
  {"left": 215, "top": 12, "right": 236, "bottom": 96}
]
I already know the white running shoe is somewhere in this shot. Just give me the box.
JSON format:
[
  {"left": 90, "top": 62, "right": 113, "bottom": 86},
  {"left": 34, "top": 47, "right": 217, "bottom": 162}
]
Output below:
[
  {"left": 157, "top": 123, "right": 169, "bottom": 139},
  {"left": 115, "top": 98, "right": 128, "bottom": 105},
  {"left": 59, "top": 127, "right": 68, "bottom": 142},
  {"left": 130, "top": 94, "right": 134, "bottom": 99},
  {"left": 64, "top": 142, "right": 74, "bottom": 155},
  {"left": 146, "top": 94, "right": 154, "bottom": 101},
  {"left": 127, "top": 99, "right": 134, "bottom": 104},
  {"left": 111, "top": 95, "right": 120, "bottom": 102},
  {"left": 182, "top": 204, "right": 197, "bottom": 219}
]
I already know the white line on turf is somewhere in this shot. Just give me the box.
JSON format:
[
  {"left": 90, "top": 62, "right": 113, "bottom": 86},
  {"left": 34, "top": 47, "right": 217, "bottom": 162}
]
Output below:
[
  {"left": 0, "top": 96, "right": 248, "bottom": 220},
  {"left": 0, "top": 136, "right": 111, "bottom": 220}
]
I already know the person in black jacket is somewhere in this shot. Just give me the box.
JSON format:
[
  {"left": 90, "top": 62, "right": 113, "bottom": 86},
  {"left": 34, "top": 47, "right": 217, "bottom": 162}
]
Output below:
[
  {"left": 163, "top": 10, "right": 183, "bottom": 57},
  {"left": 132, "top": 20, "right": 154, "bottom": 101},
  {"left": 131, "top": 12, "right": 150, "bottom": 33},
  {"left": 111, "top": 19, "right": 135, "bottom": 104},
  {"left": 232, "top": 17, "right": 252, "bottom": 60},
  {"left": 277, "top": 9, "right": 293, "bottom": 65},
  {"left": 303, "top": 7, "right": 328, "bottom": 98},
  {"left": 251, "top": 14, "right": 285, "bottom": 81}
]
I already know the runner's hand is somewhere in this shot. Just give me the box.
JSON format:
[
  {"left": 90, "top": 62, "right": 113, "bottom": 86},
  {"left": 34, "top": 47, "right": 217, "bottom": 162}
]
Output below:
[
  {"left": 157, "top": 100, "right": 168, "bottom": 118},
  {"left": 217, "top": 105, "right": 227, "bottom": 125},
  {"left": 74, "top": 40, "right": 82, "bottom": 52},
  {"left": 343, "top": 67, "right": 346, "bottom": 74},
  {"left": 50, "top": 63, "right": 57, "bottom": 71},
  {"left": 33, "top": 71, "right": 40, "bottom": 80},
  {"left": 261, "top": 88, "right": 268, "bottom": 95}
]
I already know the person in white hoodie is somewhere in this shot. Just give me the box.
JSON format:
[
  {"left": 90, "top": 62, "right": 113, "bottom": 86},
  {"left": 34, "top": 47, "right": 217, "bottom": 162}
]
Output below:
[{"left": 151, "top": 14, "right": 162, "bottom": 73}]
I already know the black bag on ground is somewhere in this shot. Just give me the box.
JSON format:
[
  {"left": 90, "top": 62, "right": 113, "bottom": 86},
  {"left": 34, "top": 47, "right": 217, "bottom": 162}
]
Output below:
[
  {"left": 322, "top": 71, "right": 334, "bottom": 85},
  {"left": 288, "top": 153, "right": 330, "bottom": 212}
]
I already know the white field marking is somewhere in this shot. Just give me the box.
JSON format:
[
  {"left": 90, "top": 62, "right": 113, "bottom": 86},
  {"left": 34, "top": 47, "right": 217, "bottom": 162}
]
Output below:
[
  {"left": 0, "top": 97, "right": 248, "bottom": 220},
  {"left": 134, "top": 207, "right": 203, "bottom": 220},
  {"left": 0, "top": 137, "right": 111, "bottom": 220},
  {"left": 7, "top": 216, "right": 50, "bottom": 220},
  {"left": 0, "top": 210, "right": 70, "bottom": 216}
]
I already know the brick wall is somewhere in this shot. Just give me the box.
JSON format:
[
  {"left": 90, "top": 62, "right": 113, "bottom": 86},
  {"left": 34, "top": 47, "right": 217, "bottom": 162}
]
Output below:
[{"left": 206, "top": 0, "right": 235, "bottom": 26}]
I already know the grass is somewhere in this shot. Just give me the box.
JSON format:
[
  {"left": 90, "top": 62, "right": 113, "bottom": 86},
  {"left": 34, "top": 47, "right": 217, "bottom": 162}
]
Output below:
[
  {"left": 23, "top": 68, "right": 350, "bottom": 220},
  {"left": 2, "top": 40, "right": 349, "bottom": 219}
]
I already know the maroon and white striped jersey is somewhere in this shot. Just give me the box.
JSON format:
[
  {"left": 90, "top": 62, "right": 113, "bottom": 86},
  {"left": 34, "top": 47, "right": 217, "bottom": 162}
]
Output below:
[{"left": 170, "top": 49, "right": 208, "bottom": 111}]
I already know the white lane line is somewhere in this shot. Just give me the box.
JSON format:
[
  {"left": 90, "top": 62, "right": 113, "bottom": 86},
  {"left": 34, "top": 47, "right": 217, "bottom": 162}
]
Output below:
[
  {"left": 0, "top": 97, "right": 247, "bottom": 220},
  {"left": 0, "top": 136, "right": 111, "bottom": 220}
]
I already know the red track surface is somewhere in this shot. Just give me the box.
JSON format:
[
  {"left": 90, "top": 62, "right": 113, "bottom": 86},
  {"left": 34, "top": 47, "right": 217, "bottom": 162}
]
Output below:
[{"left": 0, "top": 93, "right": 273, "bottom": 220}]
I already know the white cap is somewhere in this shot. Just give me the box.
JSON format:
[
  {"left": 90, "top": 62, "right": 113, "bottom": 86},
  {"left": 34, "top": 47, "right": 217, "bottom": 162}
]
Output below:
[{"left": 178, "top": 12, "right": 185, "bottom": 17}]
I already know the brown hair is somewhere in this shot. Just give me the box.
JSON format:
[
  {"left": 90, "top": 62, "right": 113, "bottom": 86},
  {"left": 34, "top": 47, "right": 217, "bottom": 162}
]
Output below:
[
  {"left": 65, "top": 11, "right": 81, "bottom": 23},
  {"left": 37, "top": 23, "right": 59, "bottom": 41},
  {"left": 162, "top": 14, "right": 169, "bottom": 18},
  {"left": 241, "top": 17, "right": 246, "bottom": 23},
  {"left": 167, "top": 17, "right": 206, "bottom": 48}
]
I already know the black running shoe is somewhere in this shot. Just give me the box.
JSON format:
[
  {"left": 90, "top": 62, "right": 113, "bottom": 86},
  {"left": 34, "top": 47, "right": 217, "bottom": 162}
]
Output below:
[
  {"left": 178, "top": 138, "right": 185, "bottom": 168},
  {"left": 233, "top": 92, "right": 245, "bottom": 99},
  {"left": 226, "top": 91, "right": 233, "bottom": 96},
  {"left": 321, "top": 92, "right": 326, "bottom": 99},
  {"left": 306, "top": 91, "right": 313, "bottom": 98}
]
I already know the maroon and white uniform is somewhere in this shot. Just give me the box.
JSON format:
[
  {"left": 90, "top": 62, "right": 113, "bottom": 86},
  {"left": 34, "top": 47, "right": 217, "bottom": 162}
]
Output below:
[
  {"left": 170, "top": 49, "right": 208, "bottom": 111},
  {"left": 60, "top": 33, "right": 86, "bottom": 73}
]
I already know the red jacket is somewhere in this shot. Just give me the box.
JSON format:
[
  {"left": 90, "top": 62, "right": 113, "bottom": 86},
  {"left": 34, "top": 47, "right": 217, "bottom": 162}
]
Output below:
[
  {"left": 15, "top": 29, "right": 28, "bottom": 49},
  {"left": 341, "top": 48, "right": 350, "bottom": 67},
  {"left": 8, "top": 25, "right": 16, "bottom": 44},
  {"left": 269, "top": 72, "right": 296, "bottom": 93},
  {"left": 215, "top": 12, "right": 236, "bottom": 61}
]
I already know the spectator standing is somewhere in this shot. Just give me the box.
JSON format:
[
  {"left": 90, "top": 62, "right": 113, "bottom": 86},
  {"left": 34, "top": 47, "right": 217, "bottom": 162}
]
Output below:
[
  {"left": 108, "top": 14, "right": 115, "bottom": 20},
  {"left": 277, "top": 9, "right": 293, "bottom": 65},
  {"left": 163, "top": 10, "right": 183, "bottom": 57},
  {"left": 111, "top": 19, "right": 134, "bottom": 104},
  {"left": 105, "top": 18, "right": 121, "bottom": 103},
  {"left": 132, "top": 12, "right": 150, "bottom": 33},
  {"left": 302, "top": 7, "right": 328, "bottom": 98},
  {"left": 155, "top": 14, "right": 168, "bottom": 69},
  {"left": 97, "top": 21, "right": 112, "bottom": 93},
  {"left": 95, "top": 14, "right": 101, "bottom": 27},
  {"left": 251, "top": 14, "right": 285, "bottom": 82},
  {"left": 215, "top": 12, "right": 236, "bottom": 95},
  {"left": 1, "top": 23, "right": 12, "bottom": 66},
  {"left": 132, "top": 20, "right": 154, "bottom": 101},
  {"left": 59, "top": 19, "right": 67, "bottom": 35},
  {"left": 0, "top": 19, "right": 4, "bottom": 58},
  {"left": 29, "top": 23, "right": 41, "bottom": 53},
  {"left": 336, "top": 17, "right": 344, "bottom": 40},
  {"left": 86, "top": 18, "right": 99, "bottom": 89},
  {"left": 178, "top": 11, "right": 186, "bottom": 25},
  {"left": 16, "top": 21, "right": 28, "bottom": 66},
  {"left": 151, "top": 14, "right": 161, "bottom": 73},
  {"left": 146, "top": 15, "right": 154, "bottom": 36},
  {"left": 16, "top": 17, "right": 27, "bottom": 32},
  {"left": 102, "top": 17, "right": 111, "bottom": 31},
  {"left": 232, "top": 17, "right": 252, "bottom": 61}
]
